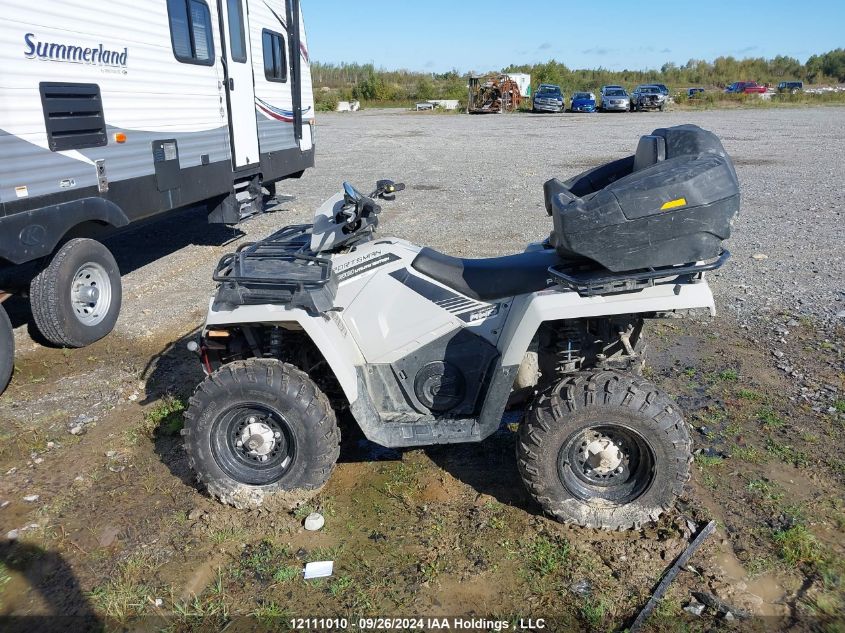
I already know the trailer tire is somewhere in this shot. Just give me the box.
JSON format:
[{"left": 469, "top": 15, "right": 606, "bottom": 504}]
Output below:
[
  {"left": 0, "top": 305, "right": 13, "bottom": 395},
  {"left": 518, "top": 370, "right": 690, "bottom": 530},
  {"left": 183, "top": 359, "right": 340, "bottom": 510},
  {"left": 30, "top": 239, "right": 122, "bottom": 348}
]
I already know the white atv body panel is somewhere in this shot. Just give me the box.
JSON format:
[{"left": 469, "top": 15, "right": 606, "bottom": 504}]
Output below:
[{"left": 204, "top": 233, "right": 717, "bottom": 448}]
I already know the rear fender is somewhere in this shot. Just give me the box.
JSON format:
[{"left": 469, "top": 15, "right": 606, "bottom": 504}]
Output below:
[
  {"left": 204, "top": 302, "right": 363, "bottom": 403},
  {"left": 498, "top": 279, "right": 716, "bottom": 368}
]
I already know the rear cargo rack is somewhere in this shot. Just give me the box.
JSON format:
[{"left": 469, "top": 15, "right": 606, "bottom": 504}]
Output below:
[
  {"left": 549, "top": 250, "right": 730, "bottom": 297},
  {"left": 212, "top": 224, "right": 336, "bottom": 313}
]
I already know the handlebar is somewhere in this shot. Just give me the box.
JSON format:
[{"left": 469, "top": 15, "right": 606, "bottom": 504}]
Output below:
[{"left": 338, "top": 179, "right": 405, "bottom": 229}]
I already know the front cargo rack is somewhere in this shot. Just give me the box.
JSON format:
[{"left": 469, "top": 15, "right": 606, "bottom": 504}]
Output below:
[
  {"left": 549, "top": 250, "right": 730, "bottom": 297},
  {"left": 212, "top": 224, "right": 336, "bottom": 314}
]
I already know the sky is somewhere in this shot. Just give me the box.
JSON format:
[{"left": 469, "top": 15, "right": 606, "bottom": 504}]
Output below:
[{"left": 303, "top": 0, "right": 845, "bottom": 73}]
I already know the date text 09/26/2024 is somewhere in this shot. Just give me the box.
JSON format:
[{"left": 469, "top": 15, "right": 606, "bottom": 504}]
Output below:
[{"left": 289, "top": 617, "right": 548, "bottom": 630}]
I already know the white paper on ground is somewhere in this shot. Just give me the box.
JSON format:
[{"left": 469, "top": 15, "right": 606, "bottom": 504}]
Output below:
[{"left": 303, "top": 560, "right": 334, "bottom": 579}]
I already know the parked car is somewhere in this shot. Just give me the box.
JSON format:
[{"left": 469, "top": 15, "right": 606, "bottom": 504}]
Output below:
[
  {"left": 570, "top": 91, "right": 596, "bottom": 112},
  {"left": 599, "top": 87, "right": 630, "bottom": 112},
  {"left": 532, "top": 84, "right": 565, "bottom": 113},
  {"left": 630, "top": 85, "right": 667, "bottom": 111},
  {"left": 725, "top": 81, "right": 767, "bottom": 94},
  {"left": 686, "top": 87, "right": 705, "bottom": 98},
  {"left": 651, "top": 83, "right": 670, "bottom": 96},
  {"left": 600, "top": 85, "right": 625, "bottom": 97},
  {"left": 777, "top": 81, "right": 803, "bottom": 94}
]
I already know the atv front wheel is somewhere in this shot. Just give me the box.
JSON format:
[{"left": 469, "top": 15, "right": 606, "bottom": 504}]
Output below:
[
  {"left": 183, "top": 359, "right": 340, "bottom": 509},
  {"left": 517, "top": 371, "right": 690, "bottom": 530}
]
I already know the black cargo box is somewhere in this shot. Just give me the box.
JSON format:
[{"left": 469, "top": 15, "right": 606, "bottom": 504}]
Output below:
[{"left": 544, "top": 125, "right": 740, "bottom": 272}]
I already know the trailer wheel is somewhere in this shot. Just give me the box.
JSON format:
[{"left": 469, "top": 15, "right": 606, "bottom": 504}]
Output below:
[
  {"left": 30, "top": 239, "right": 122, "bottom": 348},
  {"left": 0, "top": 305, "right": 13, "bottom": 395},
  {"left": 183, "top": 359, "right": 340, "bottom": 510},
  {"left": 517, "top": 370, "right": 691, "bottom": 530}
]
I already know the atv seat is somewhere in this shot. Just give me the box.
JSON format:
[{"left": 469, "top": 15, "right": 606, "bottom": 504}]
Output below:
[{"left": 411, "top": 247, "right": 560, "bottom": 301}]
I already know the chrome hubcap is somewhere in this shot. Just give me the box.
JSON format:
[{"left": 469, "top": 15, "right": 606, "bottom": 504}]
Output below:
[{"left": 70, "top": 262, "right": 112, "bottom": 326}]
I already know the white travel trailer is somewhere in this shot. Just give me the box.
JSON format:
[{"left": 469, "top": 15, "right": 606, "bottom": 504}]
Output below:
[{"left": 0, "top": 0, "right": 315, "bottom": 349}]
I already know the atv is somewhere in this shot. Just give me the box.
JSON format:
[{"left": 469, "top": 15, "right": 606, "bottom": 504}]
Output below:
[{"left": 183, "top": 124, "right": 740, "bottom": 530}]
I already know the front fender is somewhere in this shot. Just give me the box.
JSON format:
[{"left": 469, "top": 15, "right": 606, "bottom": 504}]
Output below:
[{"left": 204, "top": 302, "right": 364, "bottom": 403}]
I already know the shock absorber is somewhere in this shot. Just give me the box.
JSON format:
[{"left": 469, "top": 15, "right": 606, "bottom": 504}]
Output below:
[
  {"left": 554, "top": 321, "right": 584, "bottom": 373},
  {"left": 539, "top": 321, "right": 586, "bottom": 380},
  {"left": 265, "top": 327, "right": 283, "bottom": 358}
]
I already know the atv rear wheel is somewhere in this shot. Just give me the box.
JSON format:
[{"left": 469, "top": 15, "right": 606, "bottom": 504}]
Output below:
[
  {"left": 183, "top": 359, "right": 340, "bottom": 510},
  {"left": 517, "top": 371, "right": 690, "bottom": 530}
]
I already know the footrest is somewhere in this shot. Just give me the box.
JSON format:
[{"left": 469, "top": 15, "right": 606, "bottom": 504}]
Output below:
[{"left": 548, "top": 250, "right": 730, "bottom": 297}]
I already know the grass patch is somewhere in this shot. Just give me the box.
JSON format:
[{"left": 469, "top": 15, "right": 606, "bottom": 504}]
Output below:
[
  {"left": 527, "top": 535, "right": 571, "bottom": 577},
  {"left": 765, "top": 438, "right": 810, "bottom": 467},
  {"left": 89, "top": 554, "right": 157, "bottom": 622},
  {"left": 240, "top": 541, "right": 293, "bottom": 583},
  {"left": 834, "top": 400, "right": 845, "bottom": 413},
  {"left": 172, "top": 594, "right": 229, "bottom": 625},
  {"left": 732, "top": 445, "right": 767, "bottom": 464},
  {"left": 292, "top": 504, "right": 314, "bottom": 521},
  {"left": 773, "top": 525, "right": 823, "bottom": 567},
  {"left": 738, "top": 388, "right": 763, "bottom": 401},
  {"left": 758, "top": 406, "right": 786, "bottom": 431},
  {"left": 579, "top": 597, "right": 610, "bottom": 629},
  {"left": 273, "top": 565, "right": 300, "bottom": 584},
  {"left": 747, "top": 478, "right": 784, "bottom": 502},
  {"left": 210, "top": 526, "right": 248, "bottom": 545},
  {"left": 142, "top": 396, "right": 186, "bottom": 436},
  {"left": 717, "top": 369, "right": 739, "bottom": 382},
  {"left": 694, "top": 453, "right": 724, "bottom": 467},
  {"left": 329, "top": 574, "right": 354, "bottom": 597},
  {"left": 420, "top": 557, "right": 444, "bottom": 583},
  {"left": 251, "top": 600, "right": 289, "bottom": 624},
  {"left": 378, "top": 461, "right": 425, "bottom": 506}
]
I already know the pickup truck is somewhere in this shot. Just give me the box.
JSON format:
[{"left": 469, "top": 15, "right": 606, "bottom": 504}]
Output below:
[
  {"left": 630, "top": 85, "right": 667, "bottom": 111},
  {"left": 725, "top": 81, "right": 767, "bottom": 94}
]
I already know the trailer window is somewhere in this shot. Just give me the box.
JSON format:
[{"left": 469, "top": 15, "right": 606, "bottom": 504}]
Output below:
[
  {"left": 226, "top": 0, "right": 247, "bottom": 63},
  {"left": 167, "top": 0, "right": 214, "bottom": 65},
  {"left": 262, "top": 30, "right": 287, "bottom": 83}
]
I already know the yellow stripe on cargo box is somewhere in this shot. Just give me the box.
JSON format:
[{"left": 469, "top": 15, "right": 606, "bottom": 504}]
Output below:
[{"left": 660, "top": 197, "right": 687, "bottom": 211}]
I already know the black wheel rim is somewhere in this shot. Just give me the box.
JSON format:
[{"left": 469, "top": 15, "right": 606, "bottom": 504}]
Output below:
[
  {"left": 557, "top": 424, "right": 655, "bottom": 505},
  {"left": 210, "top": 404, "right": 296, "bottom": 486}
]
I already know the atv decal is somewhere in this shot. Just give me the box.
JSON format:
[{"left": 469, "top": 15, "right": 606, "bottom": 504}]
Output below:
[
  {"left": 390, "top": 269, "right": 498, "bottom": 323},
  {"left": 335, "top": 252, "right": 401, "bottom": 282}
]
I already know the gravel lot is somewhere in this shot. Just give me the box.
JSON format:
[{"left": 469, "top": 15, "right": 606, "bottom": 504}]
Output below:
[{"left": 10, "top": 106, "right": 845, "bottom": 351}]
